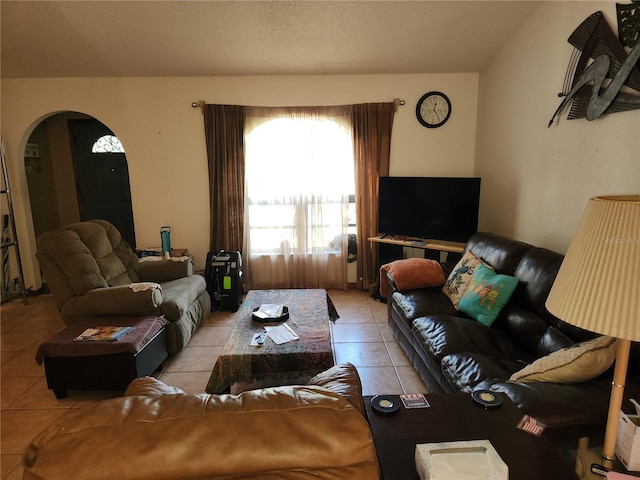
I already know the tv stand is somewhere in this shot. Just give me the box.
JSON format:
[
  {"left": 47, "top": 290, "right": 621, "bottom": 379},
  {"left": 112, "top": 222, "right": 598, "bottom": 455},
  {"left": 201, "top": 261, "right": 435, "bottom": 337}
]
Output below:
[{"left": 368, "top": 235, "right": 465, "bottom": 255}]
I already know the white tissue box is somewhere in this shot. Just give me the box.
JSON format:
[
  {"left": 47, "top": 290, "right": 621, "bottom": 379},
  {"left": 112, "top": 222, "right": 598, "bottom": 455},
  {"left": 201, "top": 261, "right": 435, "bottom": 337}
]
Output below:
[
  {"left": 415, "top": 440, "right": 508, "bottom": 480},
  {"left": 616, "top": 411, "right": 640, "bottom": 471}
]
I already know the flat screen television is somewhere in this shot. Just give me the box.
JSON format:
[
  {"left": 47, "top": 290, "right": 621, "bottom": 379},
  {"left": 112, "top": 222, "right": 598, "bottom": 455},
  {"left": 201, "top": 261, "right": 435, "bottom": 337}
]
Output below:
[{"left": 377, "top": 176, "right": 481, "bottom": 243}]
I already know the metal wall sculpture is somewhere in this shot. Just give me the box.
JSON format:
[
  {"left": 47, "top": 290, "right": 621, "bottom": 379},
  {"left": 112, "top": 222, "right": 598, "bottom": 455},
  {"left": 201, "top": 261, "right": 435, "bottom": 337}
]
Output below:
[{"left": 549, "top": 3, "right": 640, "bottom": 126}]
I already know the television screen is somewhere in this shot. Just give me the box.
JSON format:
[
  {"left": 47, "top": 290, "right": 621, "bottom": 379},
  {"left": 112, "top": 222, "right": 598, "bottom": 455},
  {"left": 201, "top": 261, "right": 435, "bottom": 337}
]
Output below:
[{"left": 377, "top": 176, "right": 481, "bottom": 243}]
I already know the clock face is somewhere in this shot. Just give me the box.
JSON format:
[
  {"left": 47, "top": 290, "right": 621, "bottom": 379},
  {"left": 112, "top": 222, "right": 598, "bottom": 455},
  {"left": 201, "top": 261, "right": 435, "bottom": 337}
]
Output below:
[{"left": 416, "top": 91, "right": 452, "bottom": 128}]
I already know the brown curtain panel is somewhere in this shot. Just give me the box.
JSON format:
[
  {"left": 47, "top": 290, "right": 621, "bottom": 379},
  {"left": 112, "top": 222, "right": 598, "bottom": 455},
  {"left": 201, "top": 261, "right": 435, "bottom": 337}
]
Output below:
[
  {"left": 352, "top": 102, "right": 395, "bottom": 293},
  {"left": 203, "top": 104, "right": 246, "bottom": 253}
]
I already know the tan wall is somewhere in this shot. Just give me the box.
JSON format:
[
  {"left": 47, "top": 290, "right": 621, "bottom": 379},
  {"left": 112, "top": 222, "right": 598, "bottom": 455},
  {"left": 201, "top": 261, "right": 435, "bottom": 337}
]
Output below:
[
  {"left": 475, "top": 1, "right": 640, "bottom": 253},
  {"left": 25, "top": 112, "right": 92, "bottom": 240},
  {"left": 46, "top": 112, "right": 88, "bottom": 226},
  {"left": 24, "top": 122, "right": 61, "bottom": 239},
  {"left": 1, "top": 74, "right": 479, "bottom": 289}
]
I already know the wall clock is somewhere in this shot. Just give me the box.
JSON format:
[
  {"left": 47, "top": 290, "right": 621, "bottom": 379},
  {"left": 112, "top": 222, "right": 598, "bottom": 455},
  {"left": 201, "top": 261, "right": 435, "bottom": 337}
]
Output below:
[{"left": 416, "top": 91, "right": 452, "bottom": 128}]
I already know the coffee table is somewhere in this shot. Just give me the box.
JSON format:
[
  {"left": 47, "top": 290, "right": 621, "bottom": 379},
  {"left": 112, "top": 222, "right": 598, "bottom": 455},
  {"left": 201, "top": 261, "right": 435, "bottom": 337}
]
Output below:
[
  {"left": 365, "top": 392, "right": 579, "bottom": 480},
  {"left": 205, "top": 289, "right": 336, "bottom": 394}
]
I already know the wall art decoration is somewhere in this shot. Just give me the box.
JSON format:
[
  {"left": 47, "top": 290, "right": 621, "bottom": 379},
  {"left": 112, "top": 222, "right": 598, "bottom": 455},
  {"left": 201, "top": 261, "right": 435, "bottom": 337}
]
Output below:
[{"left": 549, "top": 3, "right": 640, "bottom": 126}]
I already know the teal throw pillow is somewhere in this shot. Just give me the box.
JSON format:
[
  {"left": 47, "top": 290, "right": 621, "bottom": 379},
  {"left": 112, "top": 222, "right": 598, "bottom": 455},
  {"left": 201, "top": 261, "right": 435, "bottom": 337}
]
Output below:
[{"left": 458, "top": 263, "right": 518, "bottom": 326}]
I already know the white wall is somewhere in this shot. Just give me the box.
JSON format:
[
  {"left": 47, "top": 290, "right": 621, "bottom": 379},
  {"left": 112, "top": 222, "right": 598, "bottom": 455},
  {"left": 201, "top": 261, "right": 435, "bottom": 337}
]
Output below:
[
  {"left": 476, "top": 1, "right": 640, "bottom": 253},
  {"left": 1, "top": 74, "right": 478, "bottom": 289}
]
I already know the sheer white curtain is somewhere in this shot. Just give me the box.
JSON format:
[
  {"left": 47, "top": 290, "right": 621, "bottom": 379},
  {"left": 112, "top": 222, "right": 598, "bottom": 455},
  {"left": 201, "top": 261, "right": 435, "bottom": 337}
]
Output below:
[{"left": 243, "top": 106, "right": 354, "bottom": 290}]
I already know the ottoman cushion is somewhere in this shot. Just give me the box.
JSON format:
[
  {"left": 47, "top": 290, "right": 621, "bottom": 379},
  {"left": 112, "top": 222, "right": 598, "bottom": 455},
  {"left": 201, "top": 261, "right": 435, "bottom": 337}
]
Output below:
[{"left": 36, "top": 316, "right": 169, "bottom": 364}]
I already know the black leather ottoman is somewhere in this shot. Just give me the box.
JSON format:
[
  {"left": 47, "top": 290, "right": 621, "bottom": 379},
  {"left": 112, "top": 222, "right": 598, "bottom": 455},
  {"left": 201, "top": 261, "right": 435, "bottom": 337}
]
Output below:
[{"left": 36, "top": 316, "right": 169, "bottom": 398}]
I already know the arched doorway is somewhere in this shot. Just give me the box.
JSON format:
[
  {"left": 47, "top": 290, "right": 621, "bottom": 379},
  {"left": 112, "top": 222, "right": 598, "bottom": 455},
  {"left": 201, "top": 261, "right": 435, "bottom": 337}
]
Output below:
[{"left": 24, "top": 112, "right": 136, "bottom": 248}]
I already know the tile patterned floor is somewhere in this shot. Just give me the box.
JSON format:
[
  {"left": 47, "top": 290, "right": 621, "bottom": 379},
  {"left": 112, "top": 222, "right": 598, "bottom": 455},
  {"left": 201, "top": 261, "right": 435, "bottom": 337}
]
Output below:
[{"left": 0, "top": 289, "right": 426, "bottom": 479}]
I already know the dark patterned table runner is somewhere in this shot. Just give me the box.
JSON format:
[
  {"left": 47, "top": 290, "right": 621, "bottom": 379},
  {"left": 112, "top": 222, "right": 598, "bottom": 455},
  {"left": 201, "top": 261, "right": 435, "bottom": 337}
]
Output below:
[{"left": 205, "top": 289, "right": 336, "bottom": 394}]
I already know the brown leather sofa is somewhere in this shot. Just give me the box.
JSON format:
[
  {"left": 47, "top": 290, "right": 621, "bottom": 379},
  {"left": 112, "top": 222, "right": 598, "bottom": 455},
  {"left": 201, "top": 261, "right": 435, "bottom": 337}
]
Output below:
[
  {"left": 386, "top": 232, "right": 640, "bottom": 439},
  {"left": 22, "top": 363, "right": 381, "bottom": 480}
]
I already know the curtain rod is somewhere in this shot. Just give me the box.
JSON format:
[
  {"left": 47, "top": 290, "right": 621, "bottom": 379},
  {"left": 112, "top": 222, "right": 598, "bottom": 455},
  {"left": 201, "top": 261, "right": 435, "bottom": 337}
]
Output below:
[
  {"left": 191, "top": 100, "right": 205, "bottom": 113},
  {"left": 393, "top": 98, "right": 405, "bottom": 112},
  {"left": 191, "top": 98, "right": 405, "bottom": 112}
]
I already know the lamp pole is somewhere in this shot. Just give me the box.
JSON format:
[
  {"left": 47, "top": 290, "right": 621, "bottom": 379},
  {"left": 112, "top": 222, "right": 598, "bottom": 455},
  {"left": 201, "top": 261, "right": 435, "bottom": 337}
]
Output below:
[{"left": 602, "top": 338, "right": 632, "bottom": 466}]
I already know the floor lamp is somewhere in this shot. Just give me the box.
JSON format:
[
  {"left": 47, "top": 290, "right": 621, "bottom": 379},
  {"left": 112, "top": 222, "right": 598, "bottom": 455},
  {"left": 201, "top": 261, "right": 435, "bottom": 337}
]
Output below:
[{"left": 546, "top": 195, "right": 640, "bottom": 476}]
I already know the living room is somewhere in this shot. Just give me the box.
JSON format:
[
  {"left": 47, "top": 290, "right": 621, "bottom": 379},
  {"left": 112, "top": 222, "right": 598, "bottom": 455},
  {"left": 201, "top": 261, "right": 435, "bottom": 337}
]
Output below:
[
  {"left": 1, "top": 1, "right": 639, "bottom": 479},
  {"left": 1, "top": 1, "right": 637, "bottom": 294}
]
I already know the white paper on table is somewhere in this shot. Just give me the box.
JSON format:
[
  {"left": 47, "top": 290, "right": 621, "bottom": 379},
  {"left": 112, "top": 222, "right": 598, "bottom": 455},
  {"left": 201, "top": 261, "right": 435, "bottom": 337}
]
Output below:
[{"left": 264, "top": 324, "right": 299, "bottom": 344}]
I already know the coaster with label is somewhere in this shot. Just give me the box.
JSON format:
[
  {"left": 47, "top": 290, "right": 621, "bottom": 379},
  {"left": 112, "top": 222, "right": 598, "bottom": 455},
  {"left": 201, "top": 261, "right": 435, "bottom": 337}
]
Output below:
[
  {"left": 400, "top": 393, "right": 430, "bottom": 409},
  {"left": 516, "top": 414, "right": 546, "bottom": 436}
]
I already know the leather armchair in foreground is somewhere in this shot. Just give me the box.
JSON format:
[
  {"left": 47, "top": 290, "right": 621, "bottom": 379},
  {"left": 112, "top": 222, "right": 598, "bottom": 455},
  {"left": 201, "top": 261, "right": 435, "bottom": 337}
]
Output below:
[
  {"left": 22, "top": 363, "right": 380, "bottom": 480},
  {"left": 35, "top": 219, "right": 210, "bottom": 352}
]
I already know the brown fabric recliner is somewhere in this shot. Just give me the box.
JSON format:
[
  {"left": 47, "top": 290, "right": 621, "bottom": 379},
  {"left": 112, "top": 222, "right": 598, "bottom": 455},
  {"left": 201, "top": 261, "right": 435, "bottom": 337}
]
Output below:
[
  {"left": 22, "top": 363, "right": 380, "bottom": 480},
  {"left": 35, "top": 219, "right": 211, "bottom": 353}
]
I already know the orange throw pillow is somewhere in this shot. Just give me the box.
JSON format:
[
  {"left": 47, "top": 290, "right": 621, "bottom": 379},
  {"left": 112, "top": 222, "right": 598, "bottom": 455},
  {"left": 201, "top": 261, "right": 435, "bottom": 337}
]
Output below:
[{"left": 379, "top": 258, "right": 445, "bottom": 297}]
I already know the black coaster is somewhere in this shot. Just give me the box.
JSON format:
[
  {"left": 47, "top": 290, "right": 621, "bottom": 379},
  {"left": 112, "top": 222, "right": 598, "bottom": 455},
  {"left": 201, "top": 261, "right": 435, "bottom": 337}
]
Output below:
[
  {"left": 471, "top": 390, "right": 503, "bottom": 409},
  {"left": 371, "top": 395, "right": 400, "bottom": 415}
]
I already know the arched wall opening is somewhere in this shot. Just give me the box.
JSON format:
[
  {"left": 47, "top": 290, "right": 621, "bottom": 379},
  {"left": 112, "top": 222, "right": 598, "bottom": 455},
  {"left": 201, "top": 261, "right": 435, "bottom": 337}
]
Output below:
[{"left": 21, "top": 111, "right": 135, "bottom": 288}]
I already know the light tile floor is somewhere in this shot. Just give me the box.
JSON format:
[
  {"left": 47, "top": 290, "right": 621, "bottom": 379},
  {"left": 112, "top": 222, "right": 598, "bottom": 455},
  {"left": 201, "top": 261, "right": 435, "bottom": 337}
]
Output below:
[{"left": 0, "top": 288, "right": 426, "bottom": 479}]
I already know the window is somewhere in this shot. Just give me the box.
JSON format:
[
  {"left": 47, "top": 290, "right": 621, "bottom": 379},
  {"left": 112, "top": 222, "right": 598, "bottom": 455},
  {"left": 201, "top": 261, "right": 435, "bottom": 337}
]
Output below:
[
  {"left": 203, "top": 102, "right": 396, "bottom": 289},
  {"left": 91, "top": 135, "right": 125, "bottom": 153},
  {"left": 204, "top": 101, "right": 394, "bottom": 291},
  {"left": 245, "top": 116, "right": 354, "bottom": 255},
  {"left": 244, "top": 108, "right": 355, "bottom": 289}
]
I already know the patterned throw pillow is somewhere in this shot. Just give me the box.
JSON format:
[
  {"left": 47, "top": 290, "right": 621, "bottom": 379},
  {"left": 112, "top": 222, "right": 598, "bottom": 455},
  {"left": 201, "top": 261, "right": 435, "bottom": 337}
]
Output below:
[
  {"left": 458, "top": 263, "right": 518, "bottom": 326},
  {"left": 442, "top": 250, "right": 487, "bottom": 309},
  {"left": 509, "top": 336, "right": 617, "bottom": 383}
]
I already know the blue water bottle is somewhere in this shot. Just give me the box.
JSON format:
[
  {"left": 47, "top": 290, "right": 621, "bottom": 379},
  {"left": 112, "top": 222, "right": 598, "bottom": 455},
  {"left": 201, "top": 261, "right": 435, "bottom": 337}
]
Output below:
[{"left": 160, "top": 226, "right": 172, "bottom": 255}]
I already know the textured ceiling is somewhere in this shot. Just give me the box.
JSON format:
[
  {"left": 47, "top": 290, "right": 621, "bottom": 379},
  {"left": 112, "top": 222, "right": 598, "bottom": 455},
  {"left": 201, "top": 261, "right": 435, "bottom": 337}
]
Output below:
[{"left": 0, "top": 1, "right": 540, "bottom": 78}]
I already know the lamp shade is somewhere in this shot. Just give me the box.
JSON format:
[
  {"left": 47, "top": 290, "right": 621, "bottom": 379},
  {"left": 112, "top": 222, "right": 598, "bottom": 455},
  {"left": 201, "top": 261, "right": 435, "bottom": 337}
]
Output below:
[{"left": 546, "top": 195, "right": 640, "bottom": 341}]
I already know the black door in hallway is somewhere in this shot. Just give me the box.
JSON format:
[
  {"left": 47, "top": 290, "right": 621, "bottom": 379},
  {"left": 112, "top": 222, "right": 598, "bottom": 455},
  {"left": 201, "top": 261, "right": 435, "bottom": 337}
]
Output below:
[{"left": 68, "top": 119, "right": 136, "bottom": 248}]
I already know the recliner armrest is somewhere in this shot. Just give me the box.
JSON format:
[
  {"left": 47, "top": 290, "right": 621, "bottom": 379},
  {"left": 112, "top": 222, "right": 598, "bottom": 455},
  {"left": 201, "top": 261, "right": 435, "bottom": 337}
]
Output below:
[
  {"left": 60, "top": 285, "right": 163, "bottom": 318},
  {"left": 138, "top": 258, "right": 194, "bottom": 283}
]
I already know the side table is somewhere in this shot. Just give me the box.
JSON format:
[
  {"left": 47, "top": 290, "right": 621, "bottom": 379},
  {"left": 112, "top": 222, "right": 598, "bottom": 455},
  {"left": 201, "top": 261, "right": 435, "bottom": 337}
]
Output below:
[
  {"left": 364, "top": 392, "right": 579, "bottom": 480},
  {"left": 136, "top": 248, "right": 188, "bottom": 258}
]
